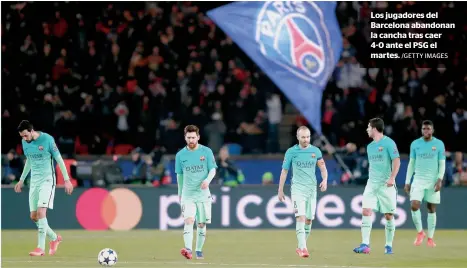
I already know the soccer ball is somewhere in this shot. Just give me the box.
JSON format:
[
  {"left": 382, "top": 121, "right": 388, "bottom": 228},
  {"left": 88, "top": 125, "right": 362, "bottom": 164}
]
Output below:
[{"left": 98, "top": 248, "right": 118, "bottom": 266}]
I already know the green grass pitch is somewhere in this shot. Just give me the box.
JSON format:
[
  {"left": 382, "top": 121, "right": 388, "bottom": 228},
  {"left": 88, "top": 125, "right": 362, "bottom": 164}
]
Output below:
[{"left": 2, "top": 229, "right": 466, "bottom": 267}]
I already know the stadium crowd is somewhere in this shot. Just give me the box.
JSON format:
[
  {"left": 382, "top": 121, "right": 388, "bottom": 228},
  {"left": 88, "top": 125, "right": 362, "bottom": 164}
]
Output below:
[{"left": 2, "top": 2, "right": 467, "bottom": 185}]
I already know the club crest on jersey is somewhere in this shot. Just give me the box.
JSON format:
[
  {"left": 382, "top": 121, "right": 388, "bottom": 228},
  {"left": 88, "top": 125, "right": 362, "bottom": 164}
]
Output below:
[
  {"left": 311, "top": 153, "right": 316, "bottom": 158},
  {"left": 378, "top": 147, "right": 383, "bottom": 152},
  {"left": 432, "top": 146, "right": 436, "bottom": 151},
  {"left": 38, "top": 146, "right": 44, "bottom": 151},
  {"left": 255, "top": 1, "right": 335, "bottom": 85},
  {"left": 200, "top": 156, "right": 205, "bottom": 161}
]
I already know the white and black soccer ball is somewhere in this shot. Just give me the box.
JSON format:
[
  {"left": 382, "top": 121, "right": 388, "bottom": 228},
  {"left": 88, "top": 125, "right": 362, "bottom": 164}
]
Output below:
[{"left": 98, "top": 248, "right": 118, "bottom": 266}]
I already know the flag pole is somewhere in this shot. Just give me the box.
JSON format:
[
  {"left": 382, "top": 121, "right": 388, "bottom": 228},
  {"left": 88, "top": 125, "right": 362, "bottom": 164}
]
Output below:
[{"left": 316, "top": 134, "right": 354, "bottom": 181}]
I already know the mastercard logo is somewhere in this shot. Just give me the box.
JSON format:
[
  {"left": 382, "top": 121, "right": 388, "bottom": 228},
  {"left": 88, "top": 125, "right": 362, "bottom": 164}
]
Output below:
[{"left": 76, "top": 188, "right": 143, "bottom": 230}]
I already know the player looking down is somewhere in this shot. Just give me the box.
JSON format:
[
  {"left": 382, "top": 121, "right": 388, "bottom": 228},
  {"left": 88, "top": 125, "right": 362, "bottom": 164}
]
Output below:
[
  {"left": 14, "top": 120, "right": 74, "bottom": 256},
  {"left": 175, "top": 125, "right": 217, "bottom": 260},
  {"left": 405, "top": 120, "right": 446, "bottom": 247},
  {"left": 278, "top": 126, "right": 328, "bottom": 258}
]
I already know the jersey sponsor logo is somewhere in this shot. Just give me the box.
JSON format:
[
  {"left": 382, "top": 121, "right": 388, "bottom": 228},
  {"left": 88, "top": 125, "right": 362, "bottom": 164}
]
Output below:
[
  {"left": 200, "top": 156, "right": 205, "bottom": 161},
  {"left": 378, "top": 147, "right": 383, "bottom": 152},
  {"left": 417, "top": 152, "right": 436, "bottom": 159},
  {"left": 52, "top": 143, "right": 58, "bottom": 152},
  {"left": 296, "top": 160, "right": 315, "bottom": 168},
  {"left": 185, "top": 165, "right": 205, "bottom": 173},
  {"left": 38, "top": 146, "right": 44, "bottom": 151},
  {"left": 28, "top": 153, "right": 45, "bottom": 159},
  {"left": 369, "top": 154, "right": 384, "bottom": 162},
  {"left": 393, "top": 147, "right": 398, "bottom": 154}
]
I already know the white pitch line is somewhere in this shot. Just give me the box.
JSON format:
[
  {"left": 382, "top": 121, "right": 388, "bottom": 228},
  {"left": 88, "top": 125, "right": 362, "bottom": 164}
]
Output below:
[
  {"left": 2, "top": 260, "right": 463, "bottom": 268},
  {"left": 0, "top": 260, "right": 383, "bottom": 268}
]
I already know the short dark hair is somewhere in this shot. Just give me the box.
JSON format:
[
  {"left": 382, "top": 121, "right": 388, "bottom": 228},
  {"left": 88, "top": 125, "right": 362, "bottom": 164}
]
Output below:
[
  {"left": 422, "top": 120, "right": 434, "bottom": 127},
  {"left": 369, "top": 118, "right": 384, "bottom": 133},
  {"left": 184, "top": 125, "right": 200, "bottom": 136},
  {"left": 17, "top": 120, "right": 34, "bottom": 132}
]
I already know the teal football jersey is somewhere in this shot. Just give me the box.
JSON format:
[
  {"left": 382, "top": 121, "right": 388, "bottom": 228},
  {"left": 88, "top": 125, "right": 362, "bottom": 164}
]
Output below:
[
  {"left": 367, "top": 136, "right": 400, "bottom": 184},
  {"left": 282, "top": 144, "right": 323, "bottom": 194},
  {"left": 410, "top": 137, "right": 446, "bottom": 184},
  {"left": 22, "top": 132, "right": 60, "bottom": 186},
  {"left": 175, "top": 145, "right": 218, "bottom": 202}
]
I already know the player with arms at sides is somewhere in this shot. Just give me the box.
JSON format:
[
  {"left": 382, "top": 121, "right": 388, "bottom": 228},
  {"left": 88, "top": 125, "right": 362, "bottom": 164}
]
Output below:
[
  {"left": 278, "top": 126, "right": 328, "bottom": 258},
  {"left": 405, "top": 120, "right": 445, "bottom": 247},
  {"left": 353, "top": 118, "right": 400, "bottom": 255},
  {"left": 14, "top": 120, "right": 74, "bottom": 256},
  {"left": 175, "top": 125, "right": 218, "bottom": 260}
]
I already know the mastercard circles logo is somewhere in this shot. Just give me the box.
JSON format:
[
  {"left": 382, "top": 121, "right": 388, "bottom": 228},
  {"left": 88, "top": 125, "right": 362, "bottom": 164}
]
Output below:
[{"left": 76, "top": 188, "right": 143, "bottom": 230}]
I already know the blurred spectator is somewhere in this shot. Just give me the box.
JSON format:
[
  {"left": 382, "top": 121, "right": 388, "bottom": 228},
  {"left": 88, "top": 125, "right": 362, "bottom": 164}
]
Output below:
[
  {"left": 452, "top": 152, "right": 467, "bottom": 186},
  {"left": 216, "top": 146, "right": 244, "bottom": 187},
  {"left": 147, "top": 146, "right": 172, "bottom": 187},
  {"left": 266, "top": 93, "right": 282, "bottom": 153},
  {"left": 334, "top": 143, "right": 369, "bottom": 185},
  {"left": 2, "top": 150, "right": 24, "bottom": 185},
  {"left": 204, "top": 112, "right": 226, "bottom": 153},
  {"left": 238, "top": 111, "right": 267, "bottom": 153},
  {"left": 262, "top": 172, "right": 274, "bottom": 186},
  {"left": 125, "top": 148, "right": 146, "bottom": 184}
]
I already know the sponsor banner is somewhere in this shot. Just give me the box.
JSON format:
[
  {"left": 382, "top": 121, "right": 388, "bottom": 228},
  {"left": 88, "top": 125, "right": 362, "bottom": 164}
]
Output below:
[{"left": 2, "top": 187, "right": 466, "bottom": 230}]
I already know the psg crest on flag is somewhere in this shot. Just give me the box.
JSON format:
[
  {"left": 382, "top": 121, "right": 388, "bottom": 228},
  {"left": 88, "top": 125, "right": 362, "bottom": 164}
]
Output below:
[{"left": 255, "top": 1, "right": 336, "bottom": 85}]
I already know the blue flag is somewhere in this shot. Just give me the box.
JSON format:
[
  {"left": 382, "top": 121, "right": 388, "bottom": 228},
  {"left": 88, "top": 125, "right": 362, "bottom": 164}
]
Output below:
[{"left": 208, "top": 1, "right": 342, "bottom": 134}]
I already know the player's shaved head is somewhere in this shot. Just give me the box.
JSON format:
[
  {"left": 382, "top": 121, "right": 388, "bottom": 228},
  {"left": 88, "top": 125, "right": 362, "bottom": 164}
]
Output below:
[
  {"left": 296, "top": 126, "right": 310, "bottom": 136},
  {"left": 296, "top": 126, "right": 311, "bottom": 148}
]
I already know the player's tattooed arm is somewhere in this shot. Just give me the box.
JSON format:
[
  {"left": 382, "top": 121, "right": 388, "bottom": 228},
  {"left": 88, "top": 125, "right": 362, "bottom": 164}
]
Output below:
[
  {"left": 317, "top": 159, "right": 328, "bottom": 192},
  {"left": 317, "top": 159, "right": 327, "bottom": 181}
]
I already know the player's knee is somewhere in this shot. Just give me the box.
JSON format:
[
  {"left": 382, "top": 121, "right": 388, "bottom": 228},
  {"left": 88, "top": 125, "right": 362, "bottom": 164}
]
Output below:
[
  {"left": 411, "top": 201, "right": 421, "bottom": 211},
  {"left": 197, "top": 223, "right": 205, "bottom": 228},
  {"left": 427, "top": 203, "right": 436, "bottom": 213},
  {"left": 36, "top": 210, "right": 46, "bottom": 219},
  {"left": 184, "top": 218, "right": 195, "bottom": 225},
  {"left": 362, "top": 208, "right": 372, "bottom": 216},
  {"left": 384, "top": 213, "right": 394, "bottom": 220},
  {"left": 296, "top": 215, "right": 306, "bottom": 222},
  {"left": 305, "top": 219, "right": 312, "bottom": 225}
]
